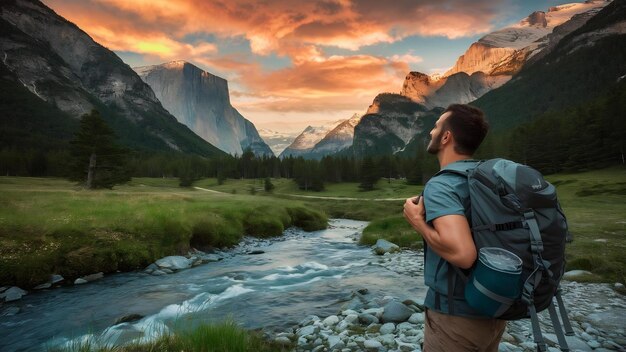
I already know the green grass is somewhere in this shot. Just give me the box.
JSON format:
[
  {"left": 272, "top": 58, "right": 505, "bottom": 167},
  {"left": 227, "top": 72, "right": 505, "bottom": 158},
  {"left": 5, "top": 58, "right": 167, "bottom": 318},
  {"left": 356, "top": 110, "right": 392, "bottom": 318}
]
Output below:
[
  {"left": 545, "top": 167, "right": 626, "bottom": 284},
  {"left": 51, "top": 319, "right": 288, "bottom": 352},
  {"left": 0, "top": 177, "right": 327, "bottom": 287}
]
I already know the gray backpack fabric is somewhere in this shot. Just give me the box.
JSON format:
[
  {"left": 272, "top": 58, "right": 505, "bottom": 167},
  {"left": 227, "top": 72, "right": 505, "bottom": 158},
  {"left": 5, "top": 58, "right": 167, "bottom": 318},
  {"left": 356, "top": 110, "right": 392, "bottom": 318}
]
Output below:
[{"left": 437, "top": 159, "right": 574, "bottom": 352}]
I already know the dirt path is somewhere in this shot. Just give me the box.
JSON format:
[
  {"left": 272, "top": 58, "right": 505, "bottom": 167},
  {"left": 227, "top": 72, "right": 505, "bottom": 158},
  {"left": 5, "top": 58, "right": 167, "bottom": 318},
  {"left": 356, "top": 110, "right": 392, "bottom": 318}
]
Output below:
[{"left": 193, "top": 186, "right": 407, "bottom": 201}]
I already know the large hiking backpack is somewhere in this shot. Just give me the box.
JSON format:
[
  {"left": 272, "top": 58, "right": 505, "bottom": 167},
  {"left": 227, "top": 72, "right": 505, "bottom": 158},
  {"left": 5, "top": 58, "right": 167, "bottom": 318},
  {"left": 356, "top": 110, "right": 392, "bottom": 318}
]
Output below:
[{"left": 437, "top": 159, "right": 574, "bottom": 352}]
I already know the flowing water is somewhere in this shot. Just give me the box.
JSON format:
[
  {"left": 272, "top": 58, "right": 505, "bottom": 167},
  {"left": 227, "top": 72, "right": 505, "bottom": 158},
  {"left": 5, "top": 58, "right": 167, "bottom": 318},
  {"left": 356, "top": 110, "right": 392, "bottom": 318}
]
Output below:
[{"left": 0, "top": 219, "right": 427, "bottom": 351}]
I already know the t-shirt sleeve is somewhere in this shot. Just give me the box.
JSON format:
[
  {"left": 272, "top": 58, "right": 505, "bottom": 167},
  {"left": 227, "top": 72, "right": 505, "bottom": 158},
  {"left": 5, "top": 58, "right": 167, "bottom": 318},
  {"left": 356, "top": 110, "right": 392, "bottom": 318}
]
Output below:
[{"left": 423, "top": 178, "right": 465, "bottom": 223}]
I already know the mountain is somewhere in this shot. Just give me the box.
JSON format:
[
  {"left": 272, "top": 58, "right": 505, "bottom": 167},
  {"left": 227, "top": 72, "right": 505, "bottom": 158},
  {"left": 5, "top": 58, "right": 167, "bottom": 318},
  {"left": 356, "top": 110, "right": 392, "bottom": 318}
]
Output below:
[
  {"left": 279, "top": 120, "right": 343, "bottom": 158},
  {"left": 400, "top": 71, "right": 509, "bottom": 109},
  {"left": 400, "top": 1, "right": 609, "bottom": 109},
  {"left": 304, "top": 113, "right": 362, "bottom": 159},
  {"left": 134, "top": 61, "right": 273, "bottom": 156},
  {"left": 0, "top": 0, "right": 225, "bottom": 157},
  {"left": 445, "top": 1, "right": 609, "bottom": 77},
  {"left": 472, "top": 0, "right": 626, "bottom": 130},
  {"left": 348, "top": 94, "right": 437, "bottom": 157},
  {"left": 257, "top": 128, "right": 301, "bottom": 156}
]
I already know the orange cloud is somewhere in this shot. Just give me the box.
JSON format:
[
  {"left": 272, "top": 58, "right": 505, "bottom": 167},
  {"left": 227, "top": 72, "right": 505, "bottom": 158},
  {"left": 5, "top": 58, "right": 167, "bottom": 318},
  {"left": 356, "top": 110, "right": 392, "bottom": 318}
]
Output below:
[
  {"left": 225, "top": 55, "right": 408, "bottom": 115},
  {"left": 46, "top": 0, "right": 501, "bottom": 57},
  {"left": 43, "top": 0, "right": 504, "bottom": 120}
]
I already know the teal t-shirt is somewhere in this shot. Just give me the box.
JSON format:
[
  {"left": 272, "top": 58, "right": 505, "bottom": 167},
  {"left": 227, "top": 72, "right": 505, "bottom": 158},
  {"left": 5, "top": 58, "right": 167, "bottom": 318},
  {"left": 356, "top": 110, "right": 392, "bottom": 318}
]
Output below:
[{"left": 422, "top": 160, "right": 486, "bottom": 317}]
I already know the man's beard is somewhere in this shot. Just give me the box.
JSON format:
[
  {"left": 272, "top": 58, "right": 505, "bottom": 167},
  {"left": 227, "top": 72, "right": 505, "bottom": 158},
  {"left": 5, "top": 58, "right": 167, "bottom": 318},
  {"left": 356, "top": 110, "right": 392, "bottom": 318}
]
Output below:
[{"left": 426, "top": 131, "right": 443, "bottom": 154}]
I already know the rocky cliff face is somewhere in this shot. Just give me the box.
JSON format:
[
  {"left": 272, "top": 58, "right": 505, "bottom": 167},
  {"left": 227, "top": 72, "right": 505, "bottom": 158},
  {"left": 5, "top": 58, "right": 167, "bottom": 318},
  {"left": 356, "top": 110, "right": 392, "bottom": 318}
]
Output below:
[
  {"left": 0, "top": 0, "right": 223, "bottom": 156},
  {"left": 398, "top": 1, "right": 610, "bottom": 110},
  {"left": 400, "top": 71, "right": 509, "bottom": 109},
  {"left": 351, "top": 94, "right": 431, "bottom": 157},
  {"left": 445, "top": 1, "right": 609, "bottom": 77},
  {"left": 305, "top": 114, "right": 362, "bottom": 159},
  {"left": 135, "top": 61, "right": 273, "bottom": 156},
  {"left": 279, "top": 121, "right": 343, "bottom": 158}
]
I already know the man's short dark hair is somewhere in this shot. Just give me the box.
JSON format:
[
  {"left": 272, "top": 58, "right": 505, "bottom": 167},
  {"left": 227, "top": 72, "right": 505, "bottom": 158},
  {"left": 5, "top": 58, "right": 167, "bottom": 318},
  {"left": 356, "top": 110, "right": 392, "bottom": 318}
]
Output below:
[{"left": 443, "top": 104, "right": 489, "bottom": 155}]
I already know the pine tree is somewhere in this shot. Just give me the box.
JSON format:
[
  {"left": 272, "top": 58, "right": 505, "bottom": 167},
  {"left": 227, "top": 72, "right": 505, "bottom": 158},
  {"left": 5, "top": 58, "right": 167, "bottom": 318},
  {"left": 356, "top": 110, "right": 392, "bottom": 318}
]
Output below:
[
  {"left": 359, "top": 156, "right": 379, "bottom": 191},
  {"left": 264, "top": 177, "right": 275, "bottom": 192},
  {"left": 69, "top": 109, "right": 130, "bottom": 189}
]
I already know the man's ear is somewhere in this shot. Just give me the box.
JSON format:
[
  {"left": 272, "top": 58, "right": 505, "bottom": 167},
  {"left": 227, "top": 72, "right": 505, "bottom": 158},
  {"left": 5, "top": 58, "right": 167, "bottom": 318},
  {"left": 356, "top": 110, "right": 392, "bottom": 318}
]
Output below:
[{"left": 442, "top": 130, "right": 452, "bottom": 145}]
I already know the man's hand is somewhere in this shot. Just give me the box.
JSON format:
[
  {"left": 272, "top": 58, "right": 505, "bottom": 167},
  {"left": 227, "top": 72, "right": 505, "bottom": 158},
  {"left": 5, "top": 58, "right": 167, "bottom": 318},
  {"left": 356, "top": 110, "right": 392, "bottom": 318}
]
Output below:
[
  {"left": 403, "top": 195, "right": 477, "bottom": 269},
  {"left": 403, "top": 195, "right": 431, "bottom": 235}
]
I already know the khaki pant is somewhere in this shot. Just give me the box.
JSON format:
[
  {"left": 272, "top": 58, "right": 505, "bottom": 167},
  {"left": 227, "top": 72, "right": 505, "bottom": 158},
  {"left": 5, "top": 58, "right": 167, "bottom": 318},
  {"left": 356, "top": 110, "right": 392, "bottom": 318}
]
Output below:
[{"left": 423, "top": 309, "right": 506, "bottom": 352}]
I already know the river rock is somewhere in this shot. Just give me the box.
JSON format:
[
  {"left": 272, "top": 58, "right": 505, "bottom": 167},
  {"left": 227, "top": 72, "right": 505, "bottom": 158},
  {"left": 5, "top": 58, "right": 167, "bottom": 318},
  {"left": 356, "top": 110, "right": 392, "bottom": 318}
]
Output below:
[
  {"left": 74, "top": 278, "right": 88, "bottom": 284},
  {"left": 155, "top": 256, "right": 191, "bottom": 270},
  {"left": 144, "top": 263, "right": 158, "bottom": 273},
  {"left": 563, "top": 270, "right": 593, "bottom": 280},
  {"left": 248, "top": 250, "right": 265, "bottom": 255},
  {"left": 297, "top": 325, "right": 319, "bottom": 338},
  {"left": 81, "top": 272, "right": 104, "bottom": 282},
  {"left": 327, "top": 335, "right": 343, "bottom": 349},
  {"left": 358, "top": 313, "right": 379, "bottom": 325},
  {"left": 408, "top": 312, "right": 424, "bottom": 324},
  {"left": 382, "top": 301, "right": 413, "bottom": 323},
  {"left": 0, "top": 286, "right": 8, "bottom": 293},
  {"left": 323, "top": 315, "right": 340, "bottom": 327},
  {"left": 344, "top": 314, "right": 359, "bottom": 324},
  {"left": 380, "top": 322, "right": 395, "bottom": 335},
  {"left": 364, "top": 339, "right": 383, "bottom": 350},
  {"left": 2, "top": 287, "right": 27, "bottom": 302},
  {"left": 614, "top": 282, "right": 625, "bottom": 289},
  {"left": 152, "top": 270, "right": 166, "bottom": 276},
  {"left": 50, "top": 274, "right": 65, "bottom": 284},
  {"left": 373, "top": 239, "right": 400, "bottom": 255}
]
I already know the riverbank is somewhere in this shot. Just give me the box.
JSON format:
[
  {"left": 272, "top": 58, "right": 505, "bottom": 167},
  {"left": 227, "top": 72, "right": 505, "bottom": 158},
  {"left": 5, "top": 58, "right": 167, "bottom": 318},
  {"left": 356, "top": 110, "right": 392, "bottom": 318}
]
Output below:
[
  {"left": 0, "top": 177, "right": 326, "bottom": 288},
  {"left": 266, "top": 249, "right": 626, "bottom": 351}
]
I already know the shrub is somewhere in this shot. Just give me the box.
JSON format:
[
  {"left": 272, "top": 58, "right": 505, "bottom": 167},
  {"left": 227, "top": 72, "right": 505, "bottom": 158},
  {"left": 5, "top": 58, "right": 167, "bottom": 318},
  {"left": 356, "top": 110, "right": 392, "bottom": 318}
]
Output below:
[{"left": 286, "top": 207, "right": 327, "bottom": 231}]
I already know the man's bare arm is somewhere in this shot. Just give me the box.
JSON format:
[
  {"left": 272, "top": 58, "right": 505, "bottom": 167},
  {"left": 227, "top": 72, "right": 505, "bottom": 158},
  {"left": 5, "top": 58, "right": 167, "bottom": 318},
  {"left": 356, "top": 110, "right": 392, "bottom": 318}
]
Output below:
[{"left": 404, "top": 196, "right": 476, "bottom": 269}]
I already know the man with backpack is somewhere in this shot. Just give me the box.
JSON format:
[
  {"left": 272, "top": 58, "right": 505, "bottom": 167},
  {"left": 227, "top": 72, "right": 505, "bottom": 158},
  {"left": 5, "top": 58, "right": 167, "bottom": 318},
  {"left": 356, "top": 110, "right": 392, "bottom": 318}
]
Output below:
[
  {"left": 403, "top": 104, "right": 505, "bottom": 351},
  {"left": 404, "top": 104, "right": 572, "bottom": 352}
]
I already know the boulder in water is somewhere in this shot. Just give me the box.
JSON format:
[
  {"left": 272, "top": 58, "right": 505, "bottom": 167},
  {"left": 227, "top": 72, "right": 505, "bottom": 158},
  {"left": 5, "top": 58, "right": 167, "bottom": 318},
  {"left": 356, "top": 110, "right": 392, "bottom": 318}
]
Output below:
[
  {"left": 155, "top": 256, "right": 192, "bottom": 270},
  {"left": 2, "top": 287, "right": 27, "bottom": 302},
  {"left": 373, "top": 239, "right": 400, "bottom": 255},
  {"left": 50, "top": 274, "right": 65, "bottom": 284}
]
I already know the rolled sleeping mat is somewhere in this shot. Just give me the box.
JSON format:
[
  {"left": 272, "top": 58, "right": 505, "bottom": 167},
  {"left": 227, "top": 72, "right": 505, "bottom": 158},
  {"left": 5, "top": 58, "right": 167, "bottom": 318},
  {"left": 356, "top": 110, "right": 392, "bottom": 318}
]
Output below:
[{"left": 465, "top": 247, "right": 523, "bottom": 317}]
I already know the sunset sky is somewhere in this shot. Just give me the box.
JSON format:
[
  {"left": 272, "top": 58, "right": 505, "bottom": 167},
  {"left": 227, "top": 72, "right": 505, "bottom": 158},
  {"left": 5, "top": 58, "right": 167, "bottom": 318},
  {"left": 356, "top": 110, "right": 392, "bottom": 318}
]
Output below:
[{"left": 44, "top": 0, "right": 574, "bottom": 133}]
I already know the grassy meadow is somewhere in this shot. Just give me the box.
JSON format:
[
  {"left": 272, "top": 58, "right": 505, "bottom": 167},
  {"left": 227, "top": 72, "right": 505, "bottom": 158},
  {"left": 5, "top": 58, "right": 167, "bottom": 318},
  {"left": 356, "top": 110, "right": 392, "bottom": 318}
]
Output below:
[{"left": 0, "top": 177, "right": 327, "bottom": 288}]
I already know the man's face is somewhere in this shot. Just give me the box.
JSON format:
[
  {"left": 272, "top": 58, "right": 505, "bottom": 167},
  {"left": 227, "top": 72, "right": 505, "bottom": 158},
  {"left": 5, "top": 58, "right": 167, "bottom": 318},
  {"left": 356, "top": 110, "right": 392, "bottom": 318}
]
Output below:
[{"left": 427, "top": 112, "right": 450, "bottom": 154}]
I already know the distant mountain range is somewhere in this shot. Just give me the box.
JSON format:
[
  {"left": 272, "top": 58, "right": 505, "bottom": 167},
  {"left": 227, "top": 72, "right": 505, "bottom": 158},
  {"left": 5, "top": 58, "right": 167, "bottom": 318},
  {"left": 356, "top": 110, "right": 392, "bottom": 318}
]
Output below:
[
  {"left": 0, "top": 0, "right": 225, "bottom": 157},
  {"left": 279, "top": 114, "right": 361, "bottom": 159},
  {"left": 257, "top": 128, "right": 301, "bottom": 156},
  {"left": 135, "top": 61, "right": 273, "bottom": 156}
]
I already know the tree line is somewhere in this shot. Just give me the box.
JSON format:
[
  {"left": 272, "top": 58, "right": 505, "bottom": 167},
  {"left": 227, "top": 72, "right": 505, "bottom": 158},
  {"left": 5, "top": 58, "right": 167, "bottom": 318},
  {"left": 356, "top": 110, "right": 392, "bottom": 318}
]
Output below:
[{"left": 1, "top": 80, "right": 623, "bottom": 189}]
